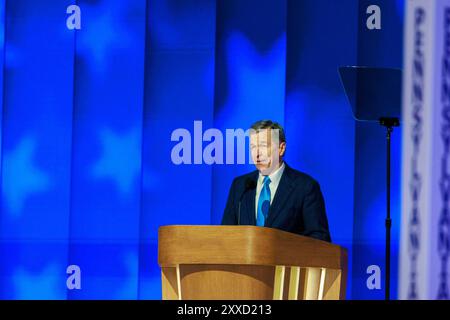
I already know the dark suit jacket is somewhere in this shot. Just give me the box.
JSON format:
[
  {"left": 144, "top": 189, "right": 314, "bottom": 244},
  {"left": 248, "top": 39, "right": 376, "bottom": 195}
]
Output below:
[{"left": 221, "top": 163, "right": 331, "bottom": 242}]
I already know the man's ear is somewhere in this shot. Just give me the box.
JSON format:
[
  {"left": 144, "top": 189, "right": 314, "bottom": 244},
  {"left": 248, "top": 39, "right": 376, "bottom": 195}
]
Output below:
[{"left": 279, "top": 142, "right": 286, "bottom": 157}]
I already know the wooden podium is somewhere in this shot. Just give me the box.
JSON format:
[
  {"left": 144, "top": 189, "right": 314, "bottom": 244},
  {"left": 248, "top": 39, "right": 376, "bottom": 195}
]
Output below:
[{"left": 158, "top": 225, "right": 347, "bottom": 300}]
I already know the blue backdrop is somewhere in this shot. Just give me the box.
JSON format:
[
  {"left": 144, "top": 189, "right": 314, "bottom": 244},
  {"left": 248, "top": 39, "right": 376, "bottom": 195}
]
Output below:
[{"left": 0, "top": 0, "right": 404, "bottom": 299}]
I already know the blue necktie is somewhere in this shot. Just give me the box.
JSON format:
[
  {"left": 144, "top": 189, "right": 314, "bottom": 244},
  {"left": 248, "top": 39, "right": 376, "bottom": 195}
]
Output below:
[{"left": 256, "top": 176, "right": 271, "bottom": 226}]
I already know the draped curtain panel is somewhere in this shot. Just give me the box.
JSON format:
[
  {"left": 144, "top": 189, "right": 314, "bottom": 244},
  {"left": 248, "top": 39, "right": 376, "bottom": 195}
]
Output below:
[{"left": 0, "top": 0, "right": 404, "bottom": 299}]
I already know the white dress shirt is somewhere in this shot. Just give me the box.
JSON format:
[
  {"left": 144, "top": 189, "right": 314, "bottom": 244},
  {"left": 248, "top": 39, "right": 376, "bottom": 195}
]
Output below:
[{"left": 255, "top": 162, "right": 286, "bottom": 219}]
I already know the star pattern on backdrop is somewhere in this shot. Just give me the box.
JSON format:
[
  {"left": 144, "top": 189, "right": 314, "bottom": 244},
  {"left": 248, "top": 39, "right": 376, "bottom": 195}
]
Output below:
[
  {"left": 2, "top": 137, "right": 50, "bottom": 217},
  {"left": 116, "top": 252, "right": 139, "bottom": 299},
  {"left": 76, "top": 2, "right": 132, "bottom": 71},
  {"left": 92, "top": 127, "right": 141, "bottom": 197},
  {"left": 13, "top": 264, "right": 65, "bottom": 300},
  {"left": 216, "top": 32, "right": 286, "bottom": 125}
]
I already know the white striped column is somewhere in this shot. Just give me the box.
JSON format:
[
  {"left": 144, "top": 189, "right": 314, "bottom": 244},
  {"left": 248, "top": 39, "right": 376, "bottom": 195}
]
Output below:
[{"left": 400, "top": 0, "right": 450, "bottom": 300}]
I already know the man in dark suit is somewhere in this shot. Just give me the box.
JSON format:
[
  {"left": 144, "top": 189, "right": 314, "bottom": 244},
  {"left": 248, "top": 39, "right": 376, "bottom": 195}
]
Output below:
[{"left": 221, "top": 120, "right": 331, "bottom": 242}]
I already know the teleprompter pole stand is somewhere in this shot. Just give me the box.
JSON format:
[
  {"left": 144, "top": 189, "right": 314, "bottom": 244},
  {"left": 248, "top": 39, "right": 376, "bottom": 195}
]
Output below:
[
  {"left": 339, "top": 66, "right": 402, "bottom": 300},
  {"left": 379, "top": 117, "right": 399, "bottom": 301}
]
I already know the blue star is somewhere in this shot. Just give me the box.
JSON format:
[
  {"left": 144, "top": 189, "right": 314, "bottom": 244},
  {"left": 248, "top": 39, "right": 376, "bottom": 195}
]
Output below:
[
  {"left": 76, "top": 2, "right": 131, "bottom": 71},
  {"left": 2, "top": 137, "right": 50, "bottom": 217},
  {"left": 116, "top": 252, "right": 138, "bottom": 299},
  {"left": 215, "top": 32, "right": 286, "bottom": 125},
  {"left": 12, "top": 264, "right": 66, "bottom": 300},
  {"left": 92, "top": 127, "right": 141, "bottom": 197}
]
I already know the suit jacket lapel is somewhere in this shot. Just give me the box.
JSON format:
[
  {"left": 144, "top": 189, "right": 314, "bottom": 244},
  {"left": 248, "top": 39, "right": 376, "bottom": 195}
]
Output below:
[
  {"left": 243, "top": 171, "right": 258, "bottom": 225},
  {"left": 266, "top": 164, "right": 296, "bottom": 226},
  {"left": 246, "top": 187, "right": 257, "bottom": 225}
]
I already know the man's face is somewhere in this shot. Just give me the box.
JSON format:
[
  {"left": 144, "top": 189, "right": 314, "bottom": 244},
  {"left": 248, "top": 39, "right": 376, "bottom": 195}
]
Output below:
[{"left": 250, "top": 128, "right": 286, "bottom": 175}]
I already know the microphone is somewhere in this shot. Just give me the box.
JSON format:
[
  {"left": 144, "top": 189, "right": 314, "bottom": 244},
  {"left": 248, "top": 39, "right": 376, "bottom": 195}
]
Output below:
[{"left": 237, "top": 178, "right": 257, "bottom": 225}]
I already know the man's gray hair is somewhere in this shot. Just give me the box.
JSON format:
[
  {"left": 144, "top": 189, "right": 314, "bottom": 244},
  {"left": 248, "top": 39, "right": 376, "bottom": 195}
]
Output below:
[{"left": 250, "top": 120, "right": 286, "bottom": 143}]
